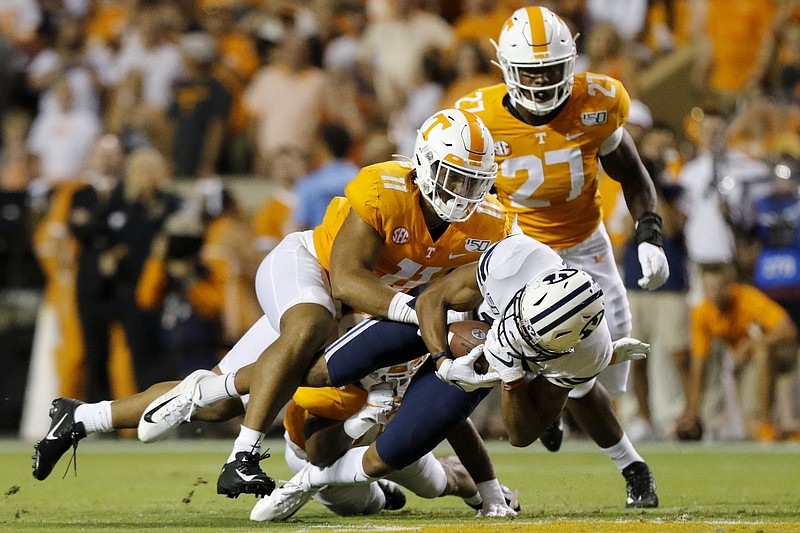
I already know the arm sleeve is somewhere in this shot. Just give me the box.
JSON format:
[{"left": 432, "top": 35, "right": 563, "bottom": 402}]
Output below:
[
  {"left": 750, "top": 288, "right": 790, "bottom": 332},
  {"left": 344, "top": 168, "right": 384, "bottom": 238}
]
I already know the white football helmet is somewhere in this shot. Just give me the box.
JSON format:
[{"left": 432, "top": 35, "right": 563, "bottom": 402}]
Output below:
[
  {"left": 495, "top": 268, "right": 604, "bottom": 363},
  {"left": 413, "top": 109, "right": 497, "bottom": 222},
  {"left": 493, "top": 6, "right": 577, "bottom": 115}
]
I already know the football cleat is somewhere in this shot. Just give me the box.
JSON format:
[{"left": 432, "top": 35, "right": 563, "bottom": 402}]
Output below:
[
  {"left": 622, "top": 461, "right": 659, "bottom": 508},
  {"left": 539, "top": 415, "right": 564, "bottom": 452},
  {"left": 32, "top": 398, "right": 87, "bottom": 480},
  {"left": 249, "top": 463, "right": 320, "bottom": 521},
  {"left": 138, "top": 369, "right": 216, "bottom": 443},
  {"left": 377, "top": 479, "right": 406, "bottom": 511},
  {"left": 218, "top": 450, "right": 276, "bottom": 499}
]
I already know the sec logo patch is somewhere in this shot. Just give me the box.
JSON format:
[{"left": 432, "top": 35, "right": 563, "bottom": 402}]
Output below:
[
  {"left": 392, "top": 227, "right": 410, "bottom": 244},
  {"left": 494, "top": 140, "right": 511, "bottom": 157}
]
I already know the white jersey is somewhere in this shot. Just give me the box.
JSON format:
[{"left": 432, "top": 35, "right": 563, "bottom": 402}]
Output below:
[{"left": 476, "top": 234, "right": 612, "bottom": 389}]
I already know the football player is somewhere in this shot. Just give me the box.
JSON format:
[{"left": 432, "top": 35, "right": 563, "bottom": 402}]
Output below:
[
  {"left": 251, "top": 232, "right": 649, "bottom": 521},
  {"left": 277, "top": 360, "right": 518, "bottom": 519},
  {"left": 32, "top": 109, "right": 511, "bottom": 499},
  {"left": 453, "top": 6, "right": 667, "bottom": 507}
]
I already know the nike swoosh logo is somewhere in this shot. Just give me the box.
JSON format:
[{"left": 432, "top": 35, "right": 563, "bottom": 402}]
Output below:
[
  {"left": 45, "top": 413, "right": 69, "bottom": 440},
  {"left": 565, "top": 132, "right": 585, "bottom": 141},
  {"left": 236, "top": 469, "right": 259, "bottom": 482},
  {"left": 449, "top": 253, "right": 467, "bottom": 259},
  {"left": 495, "top": 355, "right": 516, "bottom": 368},
  {"left": 142, "top": 395, "right": 179, "bottom": 423}
]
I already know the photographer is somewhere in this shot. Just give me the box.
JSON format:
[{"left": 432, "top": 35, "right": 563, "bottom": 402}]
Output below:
[
  {"left": 70, "top": 146, "right": 180, "bottom": 400},
  {"left": 137, "top": 211, "right": 225, "bottom": 378}
]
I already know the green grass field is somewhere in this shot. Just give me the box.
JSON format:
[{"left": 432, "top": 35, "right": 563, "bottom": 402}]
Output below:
[{"left": 2, "top": 437, "right": 799, "bottom": 532}]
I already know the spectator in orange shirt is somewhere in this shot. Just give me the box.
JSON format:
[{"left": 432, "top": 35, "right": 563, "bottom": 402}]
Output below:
[
  {"left": 251, "top": 147, "right": 310, "bottom": 256},
  {"left": 451, "top": 0, "right": 512, "bottom": 57},
  {"left": 137, "top": 211, "right": 224, "bottom": 376},
  {"left": 691, "top": 0, "right": 777, "bottom": 108},
  {"left": 677, "top": 262, "right": 797, "bottom": 441}
]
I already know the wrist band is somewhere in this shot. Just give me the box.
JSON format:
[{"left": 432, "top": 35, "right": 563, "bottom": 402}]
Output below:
[
  {"left": 635, "top": 211, "right": 664, "bottom": 247},
  {"left": 431, "top": 351, "right": 453, "bottom": 363},
  {"left": 502, "top": 378, "right": 525, "bottom": 391},
  {"left": 387, "top": 292, "right": 419, "bottom": 324}
]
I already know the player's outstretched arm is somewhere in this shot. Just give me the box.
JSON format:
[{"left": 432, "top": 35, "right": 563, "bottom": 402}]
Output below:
[
  {"left": 329, "top": 211, "right": 407, "bottom": 318},
  {"left": 600, "top": 130, "right": 669, "bottom": 290},
  {"left": 599, "top": 129, "right": 656, "bottom": 220},
  {"left": 416, "top": 263, "right": 484, "bottom": 356}
]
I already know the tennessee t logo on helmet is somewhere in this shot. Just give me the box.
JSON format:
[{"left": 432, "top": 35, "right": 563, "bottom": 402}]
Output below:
[
  {"left": 492, "top": 6, "right": 577, "bottom": 116},
  {"left": 413, "top": 109, "right": 498, "bottom": 223}
]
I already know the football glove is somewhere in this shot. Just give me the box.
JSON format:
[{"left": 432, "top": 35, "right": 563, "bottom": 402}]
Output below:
[
  {"left": 610, "top": 337, "right": 650, "bottom": 365},
  {"left": 476, "top": 502, "right": 518, "bottom": 518},
  {"left": 483, "top": 329, "right": 526, "bottom": 385},
  {"left": 637, "top": 242, "right": 670, "bottom": 290},
  {"left": 435, "top": 345, "right": 499, "bottom": 392}
]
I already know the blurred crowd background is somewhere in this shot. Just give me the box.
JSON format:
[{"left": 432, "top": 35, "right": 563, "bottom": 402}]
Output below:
[{"left": 2, "top": 0, "right": 800, "bottom": 445}]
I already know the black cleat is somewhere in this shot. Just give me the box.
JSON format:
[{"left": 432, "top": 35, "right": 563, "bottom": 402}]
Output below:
[
  {"left": 377, "top": 479, "right": 406, "bottom": 511},
  {"left": 539, "top": 415, "right": 563, "bottom": 452},
  {"left": 622, "top": 461, "right": 659, "bottom": 508},
  {"left": 217, "top": 451, "right": 276, "bottom": 499},
  {"left": 32, "top": 398, "right": 87, "bottom": 480}
]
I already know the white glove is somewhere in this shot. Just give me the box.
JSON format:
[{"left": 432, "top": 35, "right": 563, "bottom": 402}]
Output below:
[
  {"left": 610, "top": 337, "right": 650, "bottom": 365},
  {"left": 343, "top": 382, "right": 396, "bottom": 439},
  {"left": 483, "top": 329, "right": 526, "bottom": 385},
  {"left": 435, "top": 345, "right": 500, "bottom": 392},
  {"left": 446, "top": 309, "right": 471, "bottom": 324},
  {"left": 637, "top": 242, "right": 670, "bottom": 290},
  {"left": 476, "top": 502, "right": 518, "bottom": 518}
]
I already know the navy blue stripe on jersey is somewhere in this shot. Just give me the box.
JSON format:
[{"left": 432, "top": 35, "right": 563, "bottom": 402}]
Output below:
[
  {"left": 551, "top": 373, "right": 599, "bottom": 388},
  {"left": 375, "top": 360, "right": 489, "bottom": 469},
  {"left": 535, "top": 287, "right": 604, "bottom": 335},
  {"left": 324, "top": 317, "right": 380, "bottom": 356},
  {"left": 477, "top": 240, "right": 501, "bottom": 288},
  {"left": 325, "top": 319, "right": 427, "bottom": 387}
]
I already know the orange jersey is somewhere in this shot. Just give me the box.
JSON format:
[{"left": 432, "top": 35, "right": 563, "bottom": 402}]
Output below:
[
  {"left": 283, "top": 386, "right": 367, "bottom": 449},
  {"left": 312, "top": 161, "right": 511, "bottom": 291},
  {"left": 455, "top": 73, "right": 630, "bottom": 249},
  {"left": 690, "top": 284, "right": 789, "bottom": 359}
]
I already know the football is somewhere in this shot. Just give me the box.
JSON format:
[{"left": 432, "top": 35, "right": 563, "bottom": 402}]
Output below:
[{"left": 448, "top": 320, "right": 491, "bottom": 373}]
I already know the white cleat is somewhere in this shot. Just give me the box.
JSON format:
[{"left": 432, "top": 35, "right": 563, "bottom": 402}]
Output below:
[
  {"left": 137, "top": 369, "right": 216, "bottom": 443},
  {"left": 250, "top": 463, "right": 321, "bottom": 522}
]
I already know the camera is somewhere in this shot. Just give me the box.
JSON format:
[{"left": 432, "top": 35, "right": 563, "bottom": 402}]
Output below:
[{"left": 165, "top": 234, "right": 204, "bottom": 260}]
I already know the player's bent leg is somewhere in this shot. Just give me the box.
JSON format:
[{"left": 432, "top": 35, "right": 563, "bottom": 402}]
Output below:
[
  {"left": 282, "top": 434, "right": 401, "bottom": 517},
  {"left": 373, "top": 363, "right": 488, "bottom": 471},
  {"left": 303, "top": 416, "right": 353, "bottom": 468},
  {"left": 219, "top": 303, "right": 337, "bottom": 500},
  {"left": 138, "top": 369, "right": 218, "bottom": 443},
  {"left": 568, "top": 381, "right": 658, "bottom": 508},
  {"left": 33, "top": 380, "right": 189, "bottom": 479},
  {"left": 445, "top": 419, "right": 521, "bottom": 515},
  {"left": 138, "top": 315, "right": 283, "bottom": 443},
  {"left": 32, "top": 398, "right": 87, "bottom": 480},
  {"left": 325, "top": 318, "right": 427, "bottom": 387},
  {"left": 567, "top": 380, "right": 624, "bottom": 448}
]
